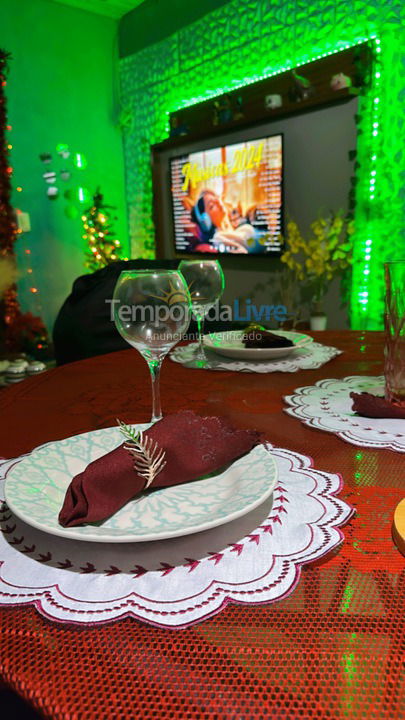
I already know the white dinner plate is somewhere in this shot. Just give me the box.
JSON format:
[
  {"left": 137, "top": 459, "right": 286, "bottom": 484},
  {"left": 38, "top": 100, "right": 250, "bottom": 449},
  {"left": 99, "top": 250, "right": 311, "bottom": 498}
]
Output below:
[
  {"left": 203, "top": 330, "right": 313, "bottom": 360},
  {"left": 5, "top": 426, "right": 278, "bottom": 543}
]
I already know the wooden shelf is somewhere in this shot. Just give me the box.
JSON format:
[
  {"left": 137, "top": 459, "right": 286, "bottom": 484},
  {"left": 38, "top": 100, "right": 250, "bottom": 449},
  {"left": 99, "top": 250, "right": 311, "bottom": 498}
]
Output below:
[{"left": 153, "top": 44, "right": 368, "bottom": 152}]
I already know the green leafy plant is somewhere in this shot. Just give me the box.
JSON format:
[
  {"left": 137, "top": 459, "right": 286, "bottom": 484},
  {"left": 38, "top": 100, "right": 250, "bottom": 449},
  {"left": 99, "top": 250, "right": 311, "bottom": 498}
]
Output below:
[{"left": 280, "top": 211, "right": 354, "bottom": 310}]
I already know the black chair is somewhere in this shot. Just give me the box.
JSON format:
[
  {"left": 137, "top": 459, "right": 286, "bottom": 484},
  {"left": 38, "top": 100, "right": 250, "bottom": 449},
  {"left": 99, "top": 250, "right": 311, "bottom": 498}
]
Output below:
[{"left": 53, "top": 260, "right": 234, "bottom": 365}]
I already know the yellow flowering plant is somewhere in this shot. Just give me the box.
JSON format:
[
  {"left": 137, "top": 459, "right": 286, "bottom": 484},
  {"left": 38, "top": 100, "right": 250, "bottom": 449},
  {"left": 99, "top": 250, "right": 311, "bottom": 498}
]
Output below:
[{"left": 280, "top": 211, "right": 354, "bottom": 308}]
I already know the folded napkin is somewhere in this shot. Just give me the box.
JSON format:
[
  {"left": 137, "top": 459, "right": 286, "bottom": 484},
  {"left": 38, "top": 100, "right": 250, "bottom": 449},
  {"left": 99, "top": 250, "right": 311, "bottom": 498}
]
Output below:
[
  {"left": 350, "top": 391, "right": 405, "bottom": 419},
  {"left": 242, "top": 325, "right": 293, "bottom": 349},
  {"left": 59, "top": 411, "right": 260, "bottom": 527}
]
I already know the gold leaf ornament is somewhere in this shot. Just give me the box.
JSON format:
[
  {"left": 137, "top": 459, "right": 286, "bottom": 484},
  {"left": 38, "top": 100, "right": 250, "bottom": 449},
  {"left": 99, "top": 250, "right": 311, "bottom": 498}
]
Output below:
[{"left": 117, "top": 420, "right": 166, "bottom": 489}]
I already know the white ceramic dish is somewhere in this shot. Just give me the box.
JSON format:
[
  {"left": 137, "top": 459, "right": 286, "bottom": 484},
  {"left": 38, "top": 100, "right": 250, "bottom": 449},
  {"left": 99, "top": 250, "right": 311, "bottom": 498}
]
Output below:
[{"left": 5, "top": 427, "right": 278, "bottom": 543}]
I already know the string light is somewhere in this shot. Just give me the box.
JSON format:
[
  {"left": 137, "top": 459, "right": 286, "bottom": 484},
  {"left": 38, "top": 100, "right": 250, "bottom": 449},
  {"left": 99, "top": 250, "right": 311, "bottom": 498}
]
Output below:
[
  {"left": 82, "top": 192, "right": 123, "bottom": 271},
  {"left": 1, "top": 50, "right": 48, "bottom": 354},
  {"left": 170, "top": 36, "right": 375, "bottom": 116},
  {"left": 15, "top": 183, "right": 43, "bottom": 314},
  {"left": 348, "top": 35, "right": 383, "bottom": 326}
]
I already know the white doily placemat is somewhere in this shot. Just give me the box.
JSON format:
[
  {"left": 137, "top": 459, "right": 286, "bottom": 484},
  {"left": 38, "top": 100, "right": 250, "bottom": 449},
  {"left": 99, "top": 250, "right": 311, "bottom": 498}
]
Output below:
[
  {"left": 0, "top": 442, "right": 352, "bottom": 628},
  {"left": 170, "top": 341, "right": 341, "bottom": 373},
  {"left": 284, "top": 375, "right": 405, "bottom": 453}
]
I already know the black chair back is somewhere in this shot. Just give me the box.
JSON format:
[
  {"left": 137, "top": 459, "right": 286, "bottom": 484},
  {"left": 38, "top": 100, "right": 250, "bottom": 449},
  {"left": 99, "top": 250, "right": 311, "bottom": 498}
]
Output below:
[{"left": 53, "top": 260, "right": 179, "bottom": 365}]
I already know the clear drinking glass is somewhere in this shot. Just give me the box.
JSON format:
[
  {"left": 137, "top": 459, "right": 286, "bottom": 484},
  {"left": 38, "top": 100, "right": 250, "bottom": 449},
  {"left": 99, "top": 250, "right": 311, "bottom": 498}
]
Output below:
[
  {"left": 113, "top": 270, "right": 192, "bottom": 422},
  {"left": 179, "top": 260, "right": 225, "bottom": 367},
  {"left": 384, "top": 261, "right": 405, "bottom": 407}
]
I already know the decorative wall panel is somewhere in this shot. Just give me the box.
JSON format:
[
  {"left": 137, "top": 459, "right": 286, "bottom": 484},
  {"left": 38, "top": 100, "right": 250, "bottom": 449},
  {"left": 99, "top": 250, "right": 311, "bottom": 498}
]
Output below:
[{"left": 120, "top": 0, "right": 405, "bottom": 329}]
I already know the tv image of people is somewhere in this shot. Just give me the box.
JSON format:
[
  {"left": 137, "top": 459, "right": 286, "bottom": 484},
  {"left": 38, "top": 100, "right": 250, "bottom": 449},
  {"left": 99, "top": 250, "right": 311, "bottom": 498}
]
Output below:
[{"left": 170, "top": 135, "right": 282, "bottom": 255}]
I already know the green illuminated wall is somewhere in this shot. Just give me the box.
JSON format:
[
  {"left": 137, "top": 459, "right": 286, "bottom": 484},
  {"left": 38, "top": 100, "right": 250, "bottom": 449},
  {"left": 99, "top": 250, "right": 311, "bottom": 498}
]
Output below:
[
  {"left": 0, "top": 0, "right": 127, "bottom": 331},
  {"left": 120, "top": 0, "right": 405, "bottom": 330}
]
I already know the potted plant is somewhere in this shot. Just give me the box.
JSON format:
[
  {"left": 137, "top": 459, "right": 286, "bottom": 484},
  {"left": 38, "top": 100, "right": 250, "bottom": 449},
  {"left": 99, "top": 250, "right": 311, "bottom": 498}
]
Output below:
[{"left": 279, "top": 211, "right": 353, "bottom": 330}]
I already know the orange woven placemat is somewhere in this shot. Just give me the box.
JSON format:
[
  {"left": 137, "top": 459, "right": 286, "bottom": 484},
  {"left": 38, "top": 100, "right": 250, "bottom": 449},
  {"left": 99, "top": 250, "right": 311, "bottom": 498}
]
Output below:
[{"left": 0, "top": 332, "right": 403, "bottom": 720}]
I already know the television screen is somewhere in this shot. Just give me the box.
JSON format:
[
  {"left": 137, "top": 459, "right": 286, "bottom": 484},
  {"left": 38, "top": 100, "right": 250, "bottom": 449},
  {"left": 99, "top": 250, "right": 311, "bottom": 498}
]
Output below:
[{"left": 170, "top": 134, "right": 283, "bottom": 255}]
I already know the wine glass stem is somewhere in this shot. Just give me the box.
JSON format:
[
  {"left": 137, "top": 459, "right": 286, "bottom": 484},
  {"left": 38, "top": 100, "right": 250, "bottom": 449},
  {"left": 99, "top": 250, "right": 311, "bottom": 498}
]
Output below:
[
  {"left": 148, "top": 357, "right": 163, "bottom": 423},
  {"left": 196, "top": 314, "right": 205, "bottom": 361}
]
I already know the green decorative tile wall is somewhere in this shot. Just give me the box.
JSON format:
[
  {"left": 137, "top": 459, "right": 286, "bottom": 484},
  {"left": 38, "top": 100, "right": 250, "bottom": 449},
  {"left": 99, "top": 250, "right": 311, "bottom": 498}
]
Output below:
[
  {"left": 128, "top": 35, "right": 179, "bottom": 87},
  {"left": 296, "top": 2, "right": 335, "bottom": 28},
  {"left": 178, "top": 9, "right": 229, "bottom": 72},
  {"left": 120, "top": 0, "right": 405, "bottom": 329},
  {"left": 228, "top": 0, "right": 262, "bottom": 46},
  {"left": 261, "top": 0, "right": 295, "bottom": 28},
  {"left": 260, "top": 29, "right": 295, "bottom": 71}
]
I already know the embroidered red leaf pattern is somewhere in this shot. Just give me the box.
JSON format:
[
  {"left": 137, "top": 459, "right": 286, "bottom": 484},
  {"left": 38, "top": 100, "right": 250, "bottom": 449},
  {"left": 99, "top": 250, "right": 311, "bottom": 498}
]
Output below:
[
  {"left": 184, "top": 558, "right": 200, "bottom": 572},
  {"left": 131, "top": 565, "right": 147, "bottom": 578},
  {"left": 58, "top": 559, "right": 73, "bottom": 569},
  {"left": 105, "top": 566, "right": 121, "bottom": 576},
  {"left": 22, "top": 544, "right": 36, "bottom": 553}
]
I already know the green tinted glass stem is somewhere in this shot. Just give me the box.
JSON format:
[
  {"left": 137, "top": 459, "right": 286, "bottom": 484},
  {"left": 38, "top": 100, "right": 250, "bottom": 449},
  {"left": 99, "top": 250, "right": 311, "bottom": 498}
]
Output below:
[
  {"left": 196, "top": 314, "right": 206, "bottom": 362},
  {"left": 148, "top": 357, "right": 162, "bottom": 422}
]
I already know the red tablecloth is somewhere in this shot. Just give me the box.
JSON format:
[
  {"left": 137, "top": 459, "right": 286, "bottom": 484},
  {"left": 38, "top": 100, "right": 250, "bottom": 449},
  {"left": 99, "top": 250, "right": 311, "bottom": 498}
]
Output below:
[{"left": 0, "top": 332, "right": 403, "bottom": 720}]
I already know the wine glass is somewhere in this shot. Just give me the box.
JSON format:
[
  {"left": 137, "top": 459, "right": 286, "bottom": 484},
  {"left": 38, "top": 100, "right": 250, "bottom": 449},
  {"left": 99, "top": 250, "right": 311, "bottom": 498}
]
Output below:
[
  {"left": 113, "top": 270, "right": 192, "bottom": 422},
  {"left": 179, "top": 260, "right": 225, "bottom": 367}
]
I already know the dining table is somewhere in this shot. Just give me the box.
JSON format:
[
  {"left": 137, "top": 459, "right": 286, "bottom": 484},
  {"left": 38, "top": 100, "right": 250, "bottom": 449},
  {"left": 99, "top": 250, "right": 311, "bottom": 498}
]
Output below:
[{"left": 0, "top": 330, "right": 403, "bottom": 720}]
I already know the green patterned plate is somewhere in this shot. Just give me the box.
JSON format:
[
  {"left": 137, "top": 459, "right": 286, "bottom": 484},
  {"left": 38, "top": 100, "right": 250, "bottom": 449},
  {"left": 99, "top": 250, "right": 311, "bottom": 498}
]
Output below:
[{"left": 5, "top": 427, "right": 277, "bottom": 543}]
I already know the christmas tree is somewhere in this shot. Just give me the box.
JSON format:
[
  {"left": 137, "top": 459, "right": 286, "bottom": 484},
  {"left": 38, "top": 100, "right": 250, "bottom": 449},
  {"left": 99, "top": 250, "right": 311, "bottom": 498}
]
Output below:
[{"left": 82, "top": 189, "right": 123, "bottom": 272}]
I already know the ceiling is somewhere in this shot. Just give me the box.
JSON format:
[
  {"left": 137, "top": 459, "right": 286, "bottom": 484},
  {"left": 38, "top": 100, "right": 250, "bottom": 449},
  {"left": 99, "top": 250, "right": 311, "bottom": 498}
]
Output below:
[{"left": 50, "top": 0, "right": 146, "bottom": 20}]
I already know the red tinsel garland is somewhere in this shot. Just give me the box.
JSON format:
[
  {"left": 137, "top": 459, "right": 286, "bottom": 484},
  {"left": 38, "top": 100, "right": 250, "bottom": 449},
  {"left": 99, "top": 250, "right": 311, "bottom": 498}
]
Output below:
[
  {"left": 0, "top": 49, "right": 48, "bottom": 354},
  {"left": 0, "top": 50, "right": 17, "bottom": 256}
]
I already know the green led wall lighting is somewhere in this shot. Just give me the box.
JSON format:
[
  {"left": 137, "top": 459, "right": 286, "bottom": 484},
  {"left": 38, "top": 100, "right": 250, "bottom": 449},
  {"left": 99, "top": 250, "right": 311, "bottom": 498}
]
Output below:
[
  {"left": 120, "top": 1, "right": 405, "bottom": 330},
  {"left": 351, "top": 36, "right": 382, "bottom": 330}
]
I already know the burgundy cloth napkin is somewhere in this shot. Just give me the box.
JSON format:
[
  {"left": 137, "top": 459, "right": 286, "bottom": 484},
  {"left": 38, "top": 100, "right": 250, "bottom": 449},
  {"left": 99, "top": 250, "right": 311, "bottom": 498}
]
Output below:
[
  {"left": 350, "top": 391, "right": 405, "bottom": 419},
  {"left": 242, "top": 328, "right": 293, "bottom": 349},
  {"left": 59, "top": 411, "right": 260, "bottom": 527}
]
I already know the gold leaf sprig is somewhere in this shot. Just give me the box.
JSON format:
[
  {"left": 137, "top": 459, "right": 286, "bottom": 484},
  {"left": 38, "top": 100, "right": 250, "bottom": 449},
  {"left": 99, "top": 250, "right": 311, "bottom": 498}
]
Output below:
[{"left": 117, "top": 420, "right": 166, "bottom": 489}]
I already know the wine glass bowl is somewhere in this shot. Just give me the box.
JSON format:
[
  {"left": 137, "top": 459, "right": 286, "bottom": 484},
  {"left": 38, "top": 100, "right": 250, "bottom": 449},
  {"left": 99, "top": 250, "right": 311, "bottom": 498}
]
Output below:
[
  {"left": 179, "top": 260, "right": 225, "bottom": 365},
  {"left": 113, "top": 270, "right": 191, "bottom": 421}
]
